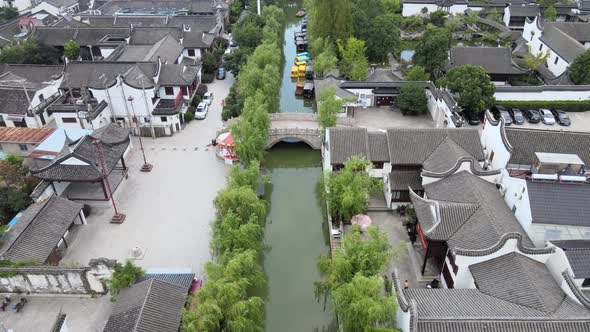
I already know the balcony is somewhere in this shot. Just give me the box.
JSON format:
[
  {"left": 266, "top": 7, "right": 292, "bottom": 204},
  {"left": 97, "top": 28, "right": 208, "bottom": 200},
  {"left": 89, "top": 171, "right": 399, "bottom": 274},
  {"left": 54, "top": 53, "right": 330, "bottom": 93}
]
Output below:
[{"left": 153, "top": 89, "right": 186, "bottom": 116}]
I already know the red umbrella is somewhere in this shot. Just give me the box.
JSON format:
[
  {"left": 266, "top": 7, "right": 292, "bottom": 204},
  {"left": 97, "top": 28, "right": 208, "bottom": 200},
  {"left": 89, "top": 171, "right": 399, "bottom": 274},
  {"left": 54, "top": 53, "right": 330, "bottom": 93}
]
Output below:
[{"left": 351, "top": 214, "right": 372, "bottom": 231}]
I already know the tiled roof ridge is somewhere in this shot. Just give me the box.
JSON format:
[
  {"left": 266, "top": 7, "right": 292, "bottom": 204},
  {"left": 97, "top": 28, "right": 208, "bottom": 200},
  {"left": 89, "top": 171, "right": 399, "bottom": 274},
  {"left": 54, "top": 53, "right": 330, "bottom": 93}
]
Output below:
[
  {"left": 422, "top": 157, "right": 501, "bottom": 178},
  {"left": 0, "top": 197, "right": 52, "bottom": 257},
  {"left": 562, "top": 270, "right": 590, "bottom": 309},
  {"left": 510, "top": 252, "right": 555, "bottom": 312},
  {"left": 133, "top": 278, "right": 154, "bottom": 332},
  {"left": 454, "top": 232, "right": 555, "bottom": 256}
]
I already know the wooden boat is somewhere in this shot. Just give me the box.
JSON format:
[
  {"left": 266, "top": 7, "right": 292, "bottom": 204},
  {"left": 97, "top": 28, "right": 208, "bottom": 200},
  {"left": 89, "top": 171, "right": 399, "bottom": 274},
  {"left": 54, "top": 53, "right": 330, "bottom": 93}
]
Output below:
[
  {"left": 305, "top": 64, "right": 314, "bottom": 80},
  {"left": 298, "top": 65, "right": 306, "bottom": 77},
  {"left": 303, "top": 81, "right": 315, "bottom": 99},
  {"left": 290, "top": 66, "right": 299, "bottom": 78},
  {"left": 295, "top": 81, "right": 305, "bottom": 96}
]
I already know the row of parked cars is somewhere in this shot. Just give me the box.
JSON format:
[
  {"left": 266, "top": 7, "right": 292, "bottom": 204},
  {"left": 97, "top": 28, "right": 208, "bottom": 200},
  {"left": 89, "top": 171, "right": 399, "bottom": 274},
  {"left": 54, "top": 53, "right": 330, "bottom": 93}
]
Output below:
[
  {"left": 460, "top": 106, "right": 571, "bottom": 127},
  {"left": 495, "top": 106, "right": 571, "bottom": 126}
]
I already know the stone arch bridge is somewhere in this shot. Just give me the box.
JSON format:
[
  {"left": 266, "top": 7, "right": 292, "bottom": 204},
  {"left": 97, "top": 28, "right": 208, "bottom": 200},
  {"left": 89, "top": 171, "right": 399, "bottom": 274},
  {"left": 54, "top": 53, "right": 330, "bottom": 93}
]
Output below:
[{"left": 223, "top": 113, "right": 353, "bottom": 150}]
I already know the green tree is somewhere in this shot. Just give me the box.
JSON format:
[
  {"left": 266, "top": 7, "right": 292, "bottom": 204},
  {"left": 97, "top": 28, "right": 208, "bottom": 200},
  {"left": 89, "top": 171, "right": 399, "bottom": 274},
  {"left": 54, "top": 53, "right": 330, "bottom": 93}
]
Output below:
[
  {"left": 63, "top": 39, "right": 80, "bottom": 60},
  {"left": 212, "top": 211, "right": 264, "bottom": 259},
  {"left": 405, "top": 65, "right": 430, "bottom": 81},
  {"left": 318, "top": 88, "right": 343, "bottom": 128},
  {"left": 366, "top": 14, "right": 401, "bottom": 63},
  {"left": 214, "top": 185, "right": 267, "bottom": 225},
  {"left": 202, "top": 52, "right": 218, "bottom": 74},
  {"left": 0, "top": 38, "right": 59, "bottom": 65},
  {"left": 413, "top": 27, "right": 450, "bottom": 78},
  {"left": 398, "top": 83, "right": 428, "bottom": 115},
  {"left": 570, "top": 50, "right": 590, "bottom": 85},
  {"left": 313, "top": 50, "right": 338, "bottom": 77},
  {"left": 0, "top": 7, "right": 18, "bottom": 20},
  {"left": 223, "top": 47, "right": 252, "bottom": 76},
  {"left": 305, "top": 0, "right": 353, "bottom": 42},
  {"left": 229, "top": 0, "right": 242, "bottom": 16},
  {"left": 182, "top": 250, "right": 265, "bottom": 332},
  {"left": 544, "top": 5, "right": 557, "bottom": 22},
  {"left": 525, "top": 48, "right": 549, "bottom": 80},
  {"left": 233, "top": 15, "right": 264, "bottom": 49},
  {"left": 0, "top": 187, "right": 31, "bottom": 224},
  {"left": 107, "top": 260, "right": 144, "bottom": 301},
  {"left": 333, "top": 275, "right": 398, "bottom": 331},
  {"left": 227, "top": 161, "right": 262, "bottom": 190},
  {"left": 338, "top": 37, "right": 369, "bottom": 80},
  {"left": 382, "top": 0, "right": 401, "bottom": 14},
  {"left": 317, "top": 226, "right": 393, "bottom": 291},
  {"left": 441, "top": 65, "right": 496, "bottom": 114},
  {"left": 486, "top": 8, "right": 501, "bottom": 23},
  {"left": 429, "top": 10, "right": 448, "bottom": 27},
  {"left": 324, "top": 157, "right": 382, "bottom": 224}
]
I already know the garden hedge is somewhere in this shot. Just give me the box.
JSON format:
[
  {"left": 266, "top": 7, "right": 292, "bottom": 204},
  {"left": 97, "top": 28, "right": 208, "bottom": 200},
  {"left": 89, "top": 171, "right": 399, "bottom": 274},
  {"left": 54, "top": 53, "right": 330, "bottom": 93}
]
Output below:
[{"left": 496, "top": 100, "right": 590, "bottom": 112}]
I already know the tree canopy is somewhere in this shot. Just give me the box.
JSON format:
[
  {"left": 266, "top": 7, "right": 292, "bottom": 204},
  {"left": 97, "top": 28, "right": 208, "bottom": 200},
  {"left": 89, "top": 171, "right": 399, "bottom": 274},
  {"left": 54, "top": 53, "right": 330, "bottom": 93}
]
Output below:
[
  {"left": 405, "top": 65, "right": 430, "bottom": 81},
  {"left": 398, "top": 83, "right": 428, "bottom": 115},
  {"left": 107, "top": 260, "right": 144, "bottom": 301},
  {"left": 324, "top": 156, "right": 382, "bottom": 224},
  {"left": 305, "top": 0, "right": 353, "bottom": 42},
  {"left": 318, "top": 88, "right": 343, "bottom": 128},
  {"left": 366, "top": 14, "right": 400, "bottom": 62},
  {"left": 63, "top": 39, "right": 80, "bottom": 60},
  {"left": 569, "top": 50, "right": 590, "bottom": 85},
  {"left": 441, "top": 64, "right": 496, "bottom": 114},
  {"left": 543, "top": 5, "right": 557, "bottom": 21},
  {"left": 413, "top": 27, "right": 450, "bottom": 78},
  {"left": 338, "top": 37, "right": 369, "bottom": 80},
  {"left": 0, "top": 38, "right": 60, "bottom": 65}
]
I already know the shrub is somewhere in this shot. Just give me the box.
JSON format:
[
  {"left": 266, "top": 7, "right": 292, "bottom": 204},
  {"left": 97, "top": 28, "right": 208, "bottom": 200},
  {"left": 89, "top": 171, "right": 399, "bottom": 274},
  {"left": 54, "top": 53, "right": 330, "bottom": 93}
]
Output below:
[
  {"left": 191, "top": 94, "right": 201, "bottom": 107},
  {"left": 195, "top": 84, "right": 208, "bottom": 97},
  {"left": 184, "top": 111, "right": 194, "bottom": 122},
  {"left": 496, "top": 100, "right": 590, "bottom": 112},
  {"left": 202, "top": 73, "right": 215, "bottom": 83},
  {"left": 107, "top": 260, "right": 144, "bottom": 301}
]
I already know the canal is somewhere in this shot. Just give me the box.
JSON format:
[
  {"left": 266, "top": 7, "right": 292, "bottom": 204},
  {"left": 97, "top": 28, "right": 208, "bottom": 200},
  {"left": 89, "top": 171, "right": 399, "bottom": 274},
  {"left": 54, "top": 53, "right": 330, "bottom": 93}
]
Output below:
[
  {"left": 263, "top": 143, "right": 336, "bottom": 332},
  {"left": 279, "top": 2, "right": 315, "bottom": 113}
]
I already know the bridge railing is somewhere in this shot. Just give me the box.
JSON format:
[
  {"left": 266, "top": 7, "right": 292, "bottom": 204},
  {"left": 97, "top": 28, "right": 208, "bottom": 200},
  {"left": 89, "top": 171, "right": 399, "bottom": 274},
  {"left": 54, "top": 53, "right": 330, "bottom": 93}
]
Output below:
[{"left": 268, "top": 127, "right": 322, "bottom": 136}]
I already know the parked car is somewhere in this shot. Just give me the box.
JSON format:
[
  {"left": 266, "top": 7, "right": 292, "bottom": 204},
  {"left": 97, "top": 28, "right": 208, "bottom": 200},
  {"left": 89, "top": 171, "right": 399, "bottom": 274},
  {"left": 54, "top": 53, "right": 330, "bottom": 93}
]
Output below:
[
  {"left": 195, "top": 102, "right": 209, "bottom": 120},
  {"left": 202, "top": 92, "right": 213, "bottom": 105},
  {"left": 462, "top": 111, "right": 481, "bottom": 125},
  {"left": 551, "top": 109, "right": 571, "bottom": 126},
  {"left": 522, "top": 109, "right": 541, "bottom": 123},
  {"left": 499, "top": 110, "right": 512, "bottom": 126},
  {"left": 509, "top": 108, "right": 525, "bottom": 125},
  {"left": 539, "top": 108, "right": 555, "bottom": 125},
  {"left": 217, "top": 67, "right": 226, "bottom": 80}
]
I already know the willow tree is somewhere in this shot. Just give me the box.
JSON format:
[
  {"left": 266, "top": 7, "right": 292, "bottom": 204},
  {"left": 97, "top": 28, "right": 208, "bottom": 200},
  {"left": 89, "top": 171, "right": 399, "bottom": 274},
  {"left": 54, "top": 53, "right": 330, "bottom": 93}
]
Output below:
[
  {"left": 324, "top": 156, "right": 382, "bottom": 224},
  {"left": 181, "top": 250, "right": 265, "bottom": 332},
  {"left": 332, "top": 275, "right": 399, "bottom": 331},
  {"left": 214, "top": 184, "right": 267, "bottom": 225},
  {"left": 318, "top": 88, "right": 343, "bottom": 128}
]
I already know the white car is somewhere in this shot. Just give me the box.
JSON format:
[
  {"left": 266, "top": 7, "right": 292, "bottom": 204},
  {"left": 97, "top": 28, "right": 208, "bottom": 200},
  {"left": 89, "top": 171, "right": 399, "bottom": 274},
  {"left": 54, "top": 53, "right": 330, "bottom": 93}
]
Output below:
[
  {"left": 202, "top": 92, "right": 213, "bottom": 105},
  {"left": 195, "top": 102, "right": 209, "bottom": 120},
  {"left": 539, "top": 108, "right": 555, "bottom": 125}
]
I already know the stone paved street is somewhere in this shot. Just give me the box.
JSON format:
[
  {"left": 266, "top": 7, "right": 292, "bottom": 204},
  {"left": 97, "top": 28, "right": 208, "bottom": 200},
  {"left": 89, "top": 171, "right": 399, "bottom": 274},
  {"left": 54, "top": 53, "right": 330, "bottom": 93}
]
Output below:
[{"left": 61, "top": 75, "right": 235, "bottom": 276}]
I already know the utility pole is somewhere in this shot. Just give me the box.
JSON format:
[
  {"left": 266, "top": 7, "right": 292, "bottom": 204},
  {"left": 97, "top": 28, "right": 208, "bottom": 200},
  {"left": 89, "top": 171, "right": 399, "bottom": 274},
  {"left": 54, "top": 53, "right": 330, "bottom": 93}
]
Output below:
[
  {"left": 93, "top": 138, "right": 126, "bottom": 223},
  {"left": 117, "top": 76, "right": 133, "bottom": 131},
  {"left": 99, "top": 74, "right": 116, "bottom": 125},
  {"left": 137, "top": 74, "right": 155, "bottom": 139},
  {"left": 257, "top": 0, "right": 261, "bottom": 15},
  {"left": 127, "top": 96, "right": 153, "bottom": 172},
  {"left": 64, "top": 74, "right": 84, "bottom": 129}
]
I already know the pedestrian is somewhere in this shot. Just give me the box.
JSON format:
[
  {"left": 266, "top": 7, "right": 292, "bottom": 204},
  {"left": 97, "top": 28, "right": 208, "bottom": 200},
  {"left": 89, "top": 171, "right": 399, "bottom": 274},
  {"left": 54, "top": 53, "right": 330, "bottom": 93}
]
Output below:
[
  {"left": 221, "top": 99, "right": 225, "bottom": 108},
  {"left": 404, "top": 280, "right": 410, "bottom": 289}
]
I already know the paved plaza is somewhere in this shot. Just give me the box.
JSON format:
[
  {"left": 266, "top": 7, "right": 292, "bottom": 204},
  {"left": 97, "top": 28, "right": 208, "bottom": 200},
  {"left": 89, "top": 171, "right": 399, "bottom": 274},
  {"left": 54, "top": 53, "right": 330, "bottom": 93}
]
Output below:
[
  {"left": 353, "top": 107, "right": 436, "bottom": 130},
  {"left": 60, "top": 75, "right": 235, "bottom": 276}
]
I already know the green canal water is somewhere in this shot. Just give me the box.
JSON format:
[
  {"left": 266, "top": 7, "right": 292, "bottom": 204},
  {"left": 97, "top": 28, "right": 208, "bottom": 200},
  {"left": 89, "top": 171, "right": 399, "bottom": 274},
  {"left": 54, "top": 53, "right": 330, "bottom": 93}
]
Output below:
[{"left": 263, "top": 143, "right": 336, "bottom": 331}]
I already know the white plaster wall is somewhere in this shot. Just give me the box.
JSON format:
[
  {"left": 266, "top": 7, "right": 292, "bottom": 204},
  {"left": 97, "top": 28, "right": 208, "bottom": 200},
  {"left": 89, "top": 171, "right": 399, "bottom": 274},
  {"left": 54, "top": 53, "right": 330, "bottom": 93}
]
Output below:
[
  {"left": 495, "top": 87, "right": 590, "bottom": 101},
  {"left": 449, "top": 5, "right": 468, "bottom": 14},
  {"left": 158, "top": 86, "right": 182, "bottom": 100},
  {"left": 523, "top": 17, "right": 569, "bottom": 76},
  {"left": 322, "top": 129, "right": 332, "bottom": 173},
  {"left": 500, "top": 170, "right": 533, "bottom": 235},
  {"left": 3, "top": 0, "right": 32, "bottom": 12},
  {"left": 99, "top": 47, "right": 115, "bottom": 59},
  {"left": 480, "top": 117, "right": 511, "bottom": 170},
  {"left": 402, "top": 3, "right": 438, "bottom": 16},
  {"left": 345, "top": 88, "right": 373, "bottom": 107},
  {"left": 182, "top": 48, "right": 203, "bottom": 61},
  {"left": 90, "top": 80, "right": 156, "bottom": 126},
  {"left": 396, "top": 305, "right": 411, "bottom": 332},
  {"left": 503, "top": 7, "right": 511, "bottom": 26},
  {"left": 31, "top": 2, "right": 59, "bottom": 16}
]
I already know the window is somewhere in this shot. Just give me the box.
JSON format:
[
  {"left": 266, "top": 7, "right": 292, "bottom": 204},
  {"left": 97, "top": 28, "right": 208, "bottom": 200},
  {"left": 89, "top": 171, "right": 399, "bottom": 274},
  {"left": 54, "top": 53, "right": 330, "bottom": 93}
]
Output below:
[
  {"left": 489, "top": 150, "right": 495, "bottom": 161},
  {"left": 187, "top": 49, "right": 195, "bottom": 57},
  {"left": 511, "top": 205, "right": 517, "bottom": 215},
  {"left": 583, "top": 278, "right": 590, "bottom": 287},
  {"left": 529, "top": 34, "right": 533, "bottom": 41},
  {"left": 18, "top": 144, "right": 28, "bottom": 151},
  {"left": 164, "top": 87, "right": 174, "bottom": 95},
  {"left": 539, "top": 44, "right": 543, "bottom": 51},
  {"left": 161, "top": 116, "right": 168, "bottom": 122},
  {"left": 62, "top": 117, "right": 78, "bottom": 123},
  {"left": 554, "top": 57, "right": 559, "bottom": 65},
  {"left": 0, "top": 115, "right": 5, "bottom": 127},
  {"left": 38, "top": 93, "right": 44, "bottom": 102}
]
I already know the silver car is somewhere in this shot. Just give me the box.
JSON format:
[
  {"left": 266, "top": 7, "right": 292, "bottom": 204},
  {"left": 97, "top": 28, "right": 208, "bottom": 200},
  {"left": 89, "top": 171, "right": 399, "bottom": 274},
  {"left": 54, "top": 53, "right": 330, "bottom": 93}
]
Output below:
[{"left": 539, "top": 108, "right": 555, "bottom": 125}]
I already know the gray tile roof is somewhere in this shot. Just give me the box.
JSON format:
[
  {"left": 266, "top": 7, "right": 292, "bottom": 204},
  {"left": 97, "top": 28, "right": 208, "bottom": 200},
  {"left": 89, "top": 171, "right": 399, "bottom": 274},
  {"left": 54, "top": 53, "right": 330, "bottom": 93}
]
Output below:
[
  {"left": 314, "top": 75, "right": 355, "bottom": 100},
  {"left": 91, "top": 123, "right": 130, "bottom": 145},
  {"left": 507, "top": 4, "right": 540, "bottom": 17},
  {"left": 128, "top": 27, "right": 180, "bottom": 45},
  {"left": 505, "top": 128, "right": 590, "bottom": 167},
  {"left": 386, "top": 128, "right": 484, "bottom": 165},
  {"left": 368, "top": 132, "right": 390, "bottom": 162},
  {"left": 137, "top": 273, "right": 195, "bottom": 291},
  {"left": 328, "top": 128, "right": 390, "bottom": 165},
  {"left": 470, "top": 252, "right": 565, "bottom": 313},
  {"left": 447, "top": 47, "right": 529, "bottom": 75},
  {"left": 103, "top": 278, "right": 187, "bottom": 332},
  {"left": 110, "top": 35, "right": 183, "bottom": 63},
  {"left": 63, "top": 61, "right": 158, "bottom": 89},
  {"left": 158, "top": 63, "right": 200, "bottom": 86},
  {"left": 43, "top": 0, "right": 78, "bottom": 8},
  {"left": 540, "top": 22, "right": 587, "bottom": 63},
  {"left": 422, "top": 136, "right": 480, "bottom": 173},
  {"left": 549, "top": 22, "right": 590, "bottom": 43},
  {"left": 0, "top": 64, "right": 63, "bottom": 83},
  {"left": 0, "top": 196, "right": 82, "bottom": 263},
  {"left": 389, "top": 169, "right": 423, "bottom": 191},
  {"left": 32, "top": 124, "right": 130, "bottom": 182},
  {"left": 31, "top": 27, "right": 130, "bottom": 46},
  {"left": 563, "top": 250, "right": 590, "bottom": 279},
  {"left": 526, "top": 180, "right": 590, "bottom": 227},
  {"left": 83, "top": 14, "right": 218, "bottom": 31},
  {"left": 0, "top": 88, "right": 31, "bottom": 116},
  {"left": 411, "top": 171, "right": 533, "bottom": 251}
]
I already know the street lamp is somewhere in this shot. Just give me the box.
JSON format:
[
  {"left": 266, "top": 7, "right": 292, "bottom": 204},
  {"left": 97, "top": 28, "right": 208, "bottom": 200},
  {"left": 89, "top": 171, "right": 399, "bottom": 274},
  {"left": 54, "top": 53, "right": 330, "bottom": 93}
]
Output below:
[
  {"left": 93, "top": 138, "right": 126, "bottom": 223},
  {"left": 127, "top": 95, "right": 153, "bottom": 172}
]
